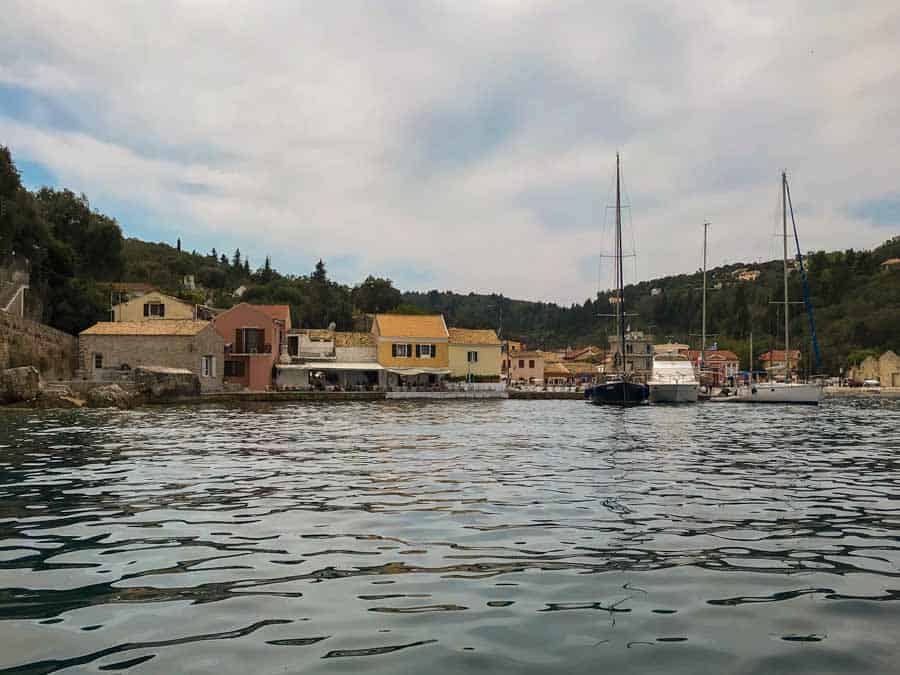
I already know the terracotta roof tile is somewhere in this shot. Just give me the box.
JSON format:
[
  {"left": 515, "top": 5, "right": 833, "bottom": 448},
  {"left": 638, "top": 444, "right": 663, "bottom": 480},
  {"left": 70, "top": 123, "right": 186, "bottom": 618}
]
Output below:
[
  {"left": 80, "top": 320, "right": 211, "bottom": 336},
  {"left": 334, "top": 331, "right": 374, "bottom": 347},
  {"left": 448, "top": 327, "right": 500, "bottom": 345},
  {"left": 374, "top": 314, "right": 448, "bottom": 339}
]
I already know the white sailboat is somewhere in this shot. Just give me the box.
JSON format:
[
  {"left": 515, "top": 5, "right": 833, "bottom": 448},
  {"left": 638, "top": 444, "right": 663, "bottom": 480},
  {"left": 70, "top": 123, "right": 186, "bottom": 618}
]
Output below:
[{"left": 739, "top": 172, "right": 822, "bottom": 405}]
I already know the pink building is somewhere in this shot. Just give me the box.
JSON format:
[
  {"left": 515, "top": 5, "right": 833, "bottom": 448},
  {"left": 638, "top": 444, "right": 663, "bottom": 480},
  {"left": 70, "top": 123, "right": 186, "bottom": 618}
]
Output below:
[{"left": 213, "top": 303, "right": 290, "bottom": 390}]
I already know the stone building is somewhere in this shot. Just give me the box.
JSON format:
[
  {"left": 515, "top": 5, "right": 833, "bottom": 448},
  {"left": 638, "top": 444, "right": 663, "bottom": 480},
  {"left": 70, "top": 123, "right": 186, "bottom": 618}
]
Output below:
[
  {"left": 78, "top": 320, "right": 224, "bottom": 391},
  {"left": 608, "top": 331, "right": 654, "bottom": 376},
  {"left": 849, "top": 350, "right": 900, "bottom": 386}
]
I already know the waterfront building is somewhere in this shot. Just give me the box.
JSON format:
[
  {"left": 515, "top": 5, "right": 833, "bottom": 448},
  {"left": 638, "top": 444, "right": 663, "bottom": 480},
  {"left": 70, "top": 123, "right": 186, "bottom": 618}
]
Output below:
[
  {"left": 543, "top": 362, "right": 571, "bottom": 386},
  {"left": 509, "top": 350, "right": 545, "bottom": 383},
  {"left": 373, "top": 313, "right": 451, "bottom": 389},
  {"left": 607, "top": 331, "right": 654, "bottom": 376},
  {"left": 848, "top": 350, "right": 899, "bottom": 386},
  {"left": 448, "top": 328, "right": 502, "bottom": 380},
  {"left": 277, "top": 329, "right": 381, "bottom": 390},
  {"left": 213, "top": 303, "right": 290, "bottom": 391},
  {"left": 686, "top": 349, "right": 740, "bottom": 386},
  {"left": 78, "top": 320, "right": 224, "bottom": 391},
  {"left": 759, "top": 349, "right": 801, "bottom": 382},
  {"left": 501, "top": 340, "right": 525, "bottom": 375}
]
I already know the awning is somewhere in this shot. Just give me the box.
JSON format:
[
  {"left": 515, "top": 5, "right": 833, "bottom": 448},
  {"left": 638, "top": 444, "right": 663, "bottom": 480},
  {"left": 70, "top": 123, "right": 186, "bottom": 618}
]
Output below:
[
  {"left": 276, "top": 362, "right": 382, "bottom": 371},
  {"left": 387, "top": 367, "right": 451, "bottom": 376}
]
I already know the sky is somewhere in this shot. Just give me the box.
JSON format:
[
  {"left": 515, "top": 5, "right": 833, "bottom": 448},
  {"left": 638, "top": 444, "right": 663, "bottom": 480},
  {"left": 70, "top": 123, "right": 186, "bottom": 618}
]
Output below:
[{"left": 2, "top": 1, "right": 899, "bottom": 304}]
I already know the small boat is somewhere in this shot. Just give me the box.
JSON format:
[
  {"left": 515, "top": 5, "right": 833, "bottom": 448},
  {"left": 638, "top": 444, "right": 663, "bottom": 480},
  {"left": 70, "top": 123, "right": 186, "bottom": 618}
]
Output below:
[
  {"left": 649, "top": 354, "right": 699, "bottom": 403},
  {"left": 590, "top": 153, "right": 648, "bottom": 407},
  {"left": 738, "top": 381, "right": 821, "bottom": 404},
  {"left": 739, "top": 171, "right": 822, "bottom": 405}
]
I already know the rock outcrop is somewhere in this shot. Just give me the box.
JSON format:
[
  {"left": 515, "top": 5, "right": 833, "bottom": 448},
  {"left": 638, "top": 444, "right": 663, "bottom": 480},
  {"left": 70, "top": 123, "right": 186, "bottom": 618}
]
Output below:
[
  {"left": 86, "top": 384, "right": 136, "bottom": 408},
  {"left": 0, "top": 366, "right": 41, "bottom": 404},
  {"left": 133, "top": 366, "right": 200, "bottom": 399}
]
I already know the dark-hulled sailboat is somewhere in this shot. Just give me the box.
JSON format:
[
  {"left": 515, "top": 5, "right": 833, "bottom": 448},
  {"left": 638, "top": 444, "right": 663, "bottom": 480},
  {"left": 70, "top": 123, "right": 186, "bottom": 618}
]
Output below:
[{"left": 591, "top": 154, "right": 649, "bottom": 406}]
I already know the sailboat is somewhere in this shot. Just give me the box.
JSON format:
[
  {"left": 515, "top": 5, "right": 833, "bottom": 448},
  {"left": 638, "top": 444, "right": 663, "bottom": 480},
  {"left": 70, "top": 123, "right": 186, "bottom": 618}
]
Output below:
[
  {"left": 591, "top": 154, "right": 650, "bottom": 406},
  {"left": 739, "top": 171, "right": 823, "bottom": 405}
]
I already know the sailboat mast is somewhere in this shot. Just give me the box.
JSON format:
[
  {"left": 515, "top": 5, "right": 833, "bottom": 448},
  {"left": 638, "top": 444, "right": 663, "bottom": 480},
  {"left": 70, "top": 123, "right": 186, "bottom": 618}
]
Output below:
[
  {"left": 616, "top": 153, "right": 625, "bottom": 376},
  {"left": 782, "top": 171, "right": 791, "bottom": 384},
  {"left": 702, "top": 222, "right": 709, "bottom": 369}
]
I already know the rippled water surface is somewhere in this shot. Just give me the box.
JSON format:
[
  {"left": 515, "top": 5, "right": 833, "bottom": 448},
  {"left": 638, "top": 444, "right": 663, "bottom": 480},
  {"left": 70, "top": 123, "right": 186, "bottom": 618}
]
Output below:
[{"left": 1, "top": 398, "right": 898, "bottom": 674}]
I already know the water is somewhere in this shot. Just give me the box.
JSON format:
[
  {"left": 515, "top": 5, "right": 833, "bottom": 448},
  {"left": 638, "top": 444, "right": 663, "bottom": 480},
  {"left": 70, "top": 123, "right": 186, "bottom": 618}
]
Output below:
[{"left": 0, "top": 398, "right": 898, "bottom": 674}]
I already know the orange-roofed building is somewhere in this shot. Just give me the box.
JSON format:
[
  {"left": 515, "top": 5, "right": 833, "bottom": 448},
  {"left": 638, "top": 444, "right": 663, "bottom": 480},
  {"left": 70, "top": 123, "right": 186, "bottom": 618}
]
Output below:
[
  {"left": 373, "top": 313, "right": 450, "bottom": 388},
  {"left": 213, "top": 303, "right": 290, "bottom": 390},
  {"left": 448, "top": 328, "right": 501, "bottom": 379}
]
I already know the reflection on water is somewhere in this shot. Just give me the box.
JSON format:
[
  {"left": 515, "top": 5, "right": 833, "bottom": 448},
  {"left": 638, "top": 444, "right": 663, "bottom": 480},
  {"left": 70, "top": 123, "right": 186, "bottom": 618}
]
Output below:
[{"left": 0, "top": 399, "right": 898, "bottom": 674}]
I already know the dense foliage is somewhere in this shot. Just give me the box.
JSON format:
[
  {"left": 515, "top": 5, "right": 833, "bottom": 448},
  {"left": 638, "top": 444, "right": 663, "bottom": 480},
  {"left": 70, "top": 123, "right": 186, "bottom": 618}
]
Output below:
[{"left": 2, "top": 146, "right": 897, "bottom": 372}]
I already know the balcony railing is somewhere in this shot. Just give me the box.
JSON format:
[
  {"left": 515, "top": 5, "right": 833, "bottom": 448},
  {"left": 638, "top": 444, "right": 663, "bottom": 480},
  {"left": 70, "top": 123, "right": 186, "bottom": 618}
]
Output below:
[{"left": 225, "top": 343, "right": 272, "bottom": 355}]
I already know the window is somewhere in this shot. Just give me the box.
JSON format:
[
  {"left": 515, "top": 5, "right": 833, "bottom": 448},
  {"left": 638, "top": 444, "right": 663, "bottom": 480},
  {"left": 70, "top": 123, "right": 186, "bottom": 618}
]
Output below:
[
  {"left": 201, "top": 355, "right": 216, "bottom": 378},
  {"left": 467, "top": 350, "right": 478, "bottom": 363},
  {"left": 288, "top": 335, "right": 299, "bottom": 357},
  {"left": 143, "top": 302, "right": 165, "bottom": 317},
  {"left": 392, "top": 343, "right": 411, "bottom": 358},
  {"left": 416, "top": 343, "right": 434, "bottom": 358},
  {"left": 236, "top": 327, "right": 265, "bottom": 353},
  {"left": 518, "top": 359, "right": 525, "bottom": 368},
  {"left": 93, "top": 353, "right": 103, "bottom": 369},
  {"left": 626, "top": 344, "right": 633, "bottom": 354},
  {"left": 529, "top": 359, "right": 535, "bottom": 368},
  {"left": 224, "top": 359, "right": 245, "bottom": 377}
]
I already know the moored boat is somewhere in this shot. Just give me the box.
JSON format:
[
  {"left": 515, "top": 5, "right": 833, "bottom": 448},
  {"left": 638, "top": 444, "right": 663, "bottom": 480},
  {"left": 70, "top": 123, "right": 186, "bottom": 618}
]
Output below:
[
  {"left": 590, "top": 153, "right": 649, "bottom": 407},
  {"left": 649, "top": 355, "right": 699, "bottom": 403}
]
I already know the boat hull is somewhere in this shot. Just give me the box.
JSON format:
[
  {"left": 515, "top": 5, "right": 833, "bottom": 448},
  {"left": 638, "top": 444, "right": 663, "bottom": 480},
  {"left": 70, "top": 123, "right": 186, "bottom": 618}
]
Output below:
[
  {"left": 738, "top": 382, "right": 822, "bottom": 405},
  {"left": 649, "top": 382, "right": 699, "bottom": 403},
  {"left": 590, "top": 381, "right": 649, "bottom": 406}
]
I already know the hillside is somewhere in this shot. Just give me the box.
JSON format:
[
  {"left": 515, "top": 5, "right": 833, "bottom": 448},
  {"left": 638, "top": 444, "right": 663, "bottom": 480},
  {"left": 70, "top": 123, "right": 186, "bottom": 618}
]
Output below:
[{"left": 2, "top": 145, "right": 898, "bottom": 374}]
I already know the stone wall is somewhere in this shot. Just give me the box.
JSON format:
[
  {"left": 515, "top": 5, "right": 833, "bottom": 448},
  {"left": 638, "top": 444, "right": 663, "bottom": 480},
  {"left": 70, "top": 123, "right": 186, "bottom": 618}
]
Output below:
[{"left": 0, "top": 310, "right": 76, "bottom": 380}]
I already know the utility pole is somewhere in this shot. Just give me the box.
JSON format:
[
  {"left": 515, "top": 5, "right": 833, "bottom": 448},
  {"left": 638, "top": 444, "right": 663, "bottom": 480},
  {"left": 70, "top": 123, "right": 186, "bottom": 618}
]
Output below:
[{"left": 782, "top": 172, "right": 790, "bottom": 384}]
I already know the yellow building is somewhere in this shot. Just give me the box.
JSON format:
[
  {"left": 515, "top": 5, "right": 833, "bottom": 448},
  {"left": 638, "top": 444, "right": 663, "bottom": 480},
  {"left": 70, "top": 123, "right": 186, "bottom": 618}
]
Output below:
[
  {"left": 112, "top": 290, "right": 198, "bottom": 322},
  {"left": 372, "top": 313, "right": 450, "bottom": 388},
  {"left": 448, "top": 328, "right": 501, "bottom": 380}
]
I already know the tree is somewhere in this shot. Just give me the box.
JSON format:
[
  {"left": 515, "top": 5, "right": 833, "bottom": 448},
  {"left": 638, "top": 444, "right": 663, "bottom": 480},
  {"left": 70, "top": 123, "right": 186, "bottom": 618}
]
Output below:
[
  {"left": 312, "top": 258, "right": 327, "bottom": 284},
  {"left": 351, "top": 275, "right": 402, "bottom": 313},
  {"left": 243, "top": 258, "right": 250, "bottom": 275},
  {"left": 232, "top": 248, "right": 242, "bottom": 269},
  {"left": 220, "top": 253, "right": 228, "bottom": 266},
  {"left": 177, "top": 237, "right": 181, "bottom": 252},
  {"left": 211, "top": 247, "right": 217, "bottom": 260}
]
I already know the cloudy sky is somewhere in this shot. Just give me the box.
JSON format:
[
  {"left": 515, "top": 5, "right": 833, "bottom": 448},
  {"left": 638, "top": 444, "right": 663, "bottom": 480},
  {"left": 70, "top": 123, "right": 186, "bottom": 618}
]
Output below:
[{"left": 2, "top": 1, "right": 898, "bottom": 303}]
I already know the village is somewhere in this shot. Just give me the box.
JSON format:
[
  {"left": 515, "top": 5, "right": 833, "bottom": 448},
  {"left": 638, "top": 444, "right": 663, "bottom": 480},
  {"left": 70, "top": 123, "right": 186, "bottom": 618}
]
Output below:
[{"left": 66, "top": 281, "right": 879, "bottom": 401}]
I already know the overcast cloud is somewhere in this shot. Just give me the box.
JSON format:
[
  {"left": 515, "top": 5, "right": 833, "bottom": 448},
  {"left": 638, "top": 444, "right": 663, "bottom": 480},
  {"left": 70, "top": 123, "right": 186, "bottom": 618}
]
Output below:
[{"left": 2, "top": 1, "right": 898, "bottom": 303}]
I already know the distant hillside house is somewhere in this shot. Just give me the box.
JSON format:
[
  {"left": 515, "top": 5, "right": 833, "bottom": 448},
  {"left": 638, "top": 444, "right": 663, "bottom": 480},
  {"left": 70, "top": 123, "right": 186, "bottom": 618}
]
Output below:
[
  {"left": 733, "top": 268, "right": 761, "bottom": 282},
  {"left": 78, "top": 320, "right": 224, "bottom": 391},
  {"left": 448, "top": 328, "right": 501, "bottom": 380},
  {"left": 112, "top": 290, "right": 197, "bottom": 322},
  {"left": 881, "top": 257, "right": 900, "bottom": 270}
]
